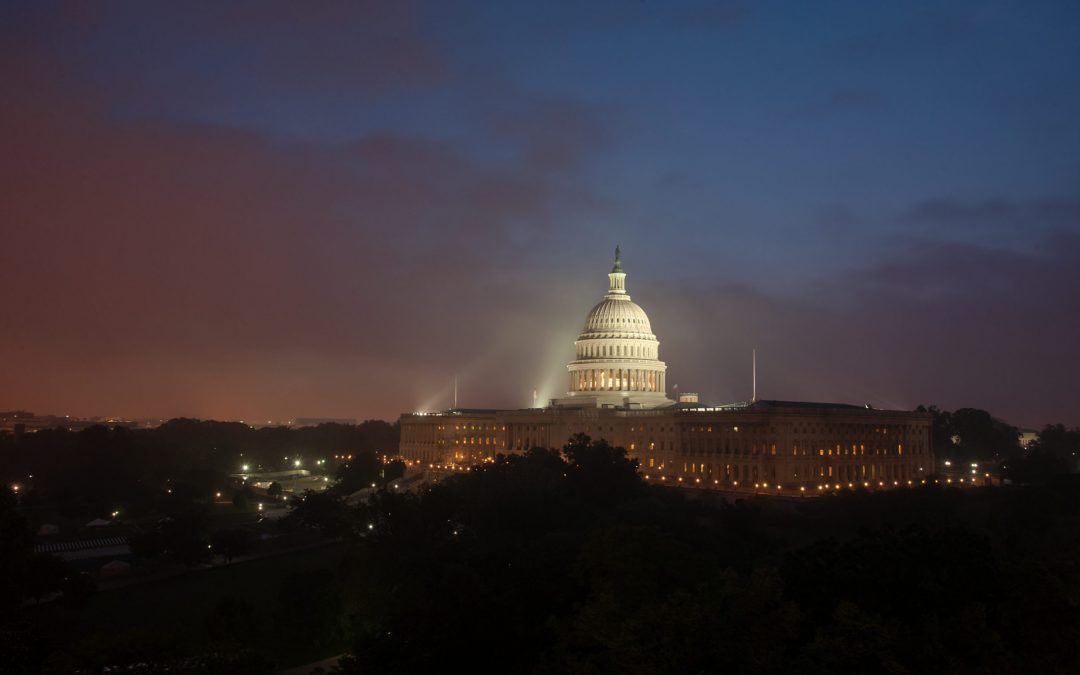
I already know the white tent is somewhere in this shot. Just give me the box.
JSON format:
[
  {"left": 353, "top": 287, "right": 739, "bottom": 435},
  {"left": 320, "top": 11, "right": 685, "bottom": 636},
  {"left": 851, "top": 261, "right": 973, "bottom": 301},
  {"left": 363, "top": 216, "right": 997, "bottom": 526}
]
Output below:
[{"left": 100, "top": 559, "right": 131, "bottom": 578}]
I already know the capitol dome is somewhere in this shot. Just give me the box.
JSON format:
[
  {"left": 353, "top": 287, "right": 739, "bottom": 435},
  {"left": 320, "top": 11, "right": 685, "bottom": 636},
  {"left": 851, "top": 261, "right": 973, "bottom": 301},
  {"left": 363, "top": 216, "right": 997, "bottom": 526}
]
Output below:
[
  {"left": 562, "top": 247, "right": 672, "bottom": 409},
  {"left": 581, "top": 295, "right": 654, "bottom": 338}
]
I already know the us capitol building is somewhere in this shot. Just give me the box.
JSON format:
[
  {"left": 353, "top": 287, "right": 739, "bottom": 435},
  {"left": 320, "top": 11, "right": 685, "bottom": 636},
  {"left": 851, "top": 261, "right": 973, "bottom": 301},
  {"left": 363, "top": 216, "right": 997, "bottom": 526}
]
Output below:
[{"left": 399, "top": 249, "right": 933, "bottom": 493}]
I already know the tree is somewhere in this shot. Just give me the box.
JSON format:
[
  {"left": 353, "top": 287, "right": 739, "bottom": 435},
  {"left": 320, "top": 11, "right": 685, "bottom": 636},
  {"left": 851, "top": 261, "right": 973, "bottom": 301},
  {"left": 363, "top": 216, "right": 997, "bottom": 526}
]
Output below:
[
  {"left": 232, "top": 489, "right": 252, "bottom": 511},
  {"left": 205, "top": 595, "right": 263, "bottom": 647},
  {"left": 273, "top": 569, "right": 343, "bottom": 662},
  {"left": 562, "top": 433, "right": 643, "bottom": 503},
  {"left": 334, "top": 450, "right": 381, "bottom": 494},
  {"left": 1001, "top": 427, "right": 1077, "bottom": 485},
  {"left": 59, "top": 571, "right": 97, "bottom": 609},
  {"left": 285, "top": 490, "right": 357, "bottom": 538},
  {"left": 1029, "top": 424, "right": 1080, "bottom": 465},
  {"left": 129, "top": 530, "right": 164, "bottom": 560},
  {"left": 949, "top": 408, "right": 1021, "bottom": 462},
  {"left": 382, "top": 460, "right": 406, "bottom": 484},
  {"left": 917, "top": 405, "right": 1022, "bottom": 463},
  {"left": 25, "top": 553, "right": 69, "bottom": 601},
  {"left": 266, "top": 481, "right": 283, "bottom": 498},
  {"left": 0, "top": 486, "right": 34, "bottom": 609},
  {"left": 211, "top": 528, "right": 253, "bottom": 563},
  {"left": 1002, "top": 451, "right": 1070, "bottom": 485},
  {"left": 160, "top": 509, "right": 211, "bottom": 566}
]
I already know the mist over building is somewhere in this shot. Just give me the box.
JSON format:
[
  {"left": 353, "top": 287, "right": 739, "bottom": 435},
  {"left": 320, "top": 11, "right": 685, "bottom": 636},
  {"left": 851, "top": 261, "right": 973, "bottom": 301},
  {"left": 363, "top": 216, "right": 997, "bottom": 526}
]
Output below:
[{"left": 401, "top": 249, "right": 934, "bottom": 492}]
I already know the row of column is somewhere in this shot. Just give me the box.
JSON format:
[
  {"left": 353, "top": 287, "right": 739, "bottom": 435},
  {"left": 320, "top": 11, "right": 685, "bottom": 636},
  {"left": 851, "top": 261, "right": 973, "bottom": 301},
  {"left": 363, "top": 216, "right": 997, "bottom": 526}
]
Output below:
[
  {"left": 572, "top": 368, "right": 665, "bottom": 393},
  {"left": 580, "top": 343, "right": 651, "bottom": 359}
]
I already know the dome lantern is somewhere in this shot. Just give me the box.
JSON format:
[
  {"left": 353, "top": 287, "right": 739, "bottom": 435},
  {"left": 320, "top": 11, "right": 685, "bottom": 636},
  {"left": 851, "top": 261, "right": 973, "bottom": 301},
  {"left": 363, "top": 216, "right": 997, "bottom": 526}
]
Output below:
[{"left": 607, "top": 245, "right": 627, "bottom": 296}]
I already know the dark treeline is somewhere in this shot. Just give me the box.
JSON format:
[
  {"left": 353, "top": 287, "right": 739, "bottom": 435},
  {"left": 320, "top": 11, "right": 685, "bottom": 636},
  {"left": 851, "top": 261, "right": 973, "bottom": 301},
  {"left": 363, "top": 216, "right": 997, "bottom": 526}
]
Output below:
[
  {"left": 918, "top": 405, "right": 1080, "bottom": 481},
  {"left": 919, "top": 405, "right": 1024, "bottom": 463},
  {"left": 4, "top": 410, "right": 1080, "bottom": 672},
  {"left": 282, "top": 434, "right": 1080, "bottom": 674},
  {"left": 0, "top": 419, "right": 398, "bottom": 519},
  {"left": 0, "top": 418, "right": 401, "bottom": 673}
]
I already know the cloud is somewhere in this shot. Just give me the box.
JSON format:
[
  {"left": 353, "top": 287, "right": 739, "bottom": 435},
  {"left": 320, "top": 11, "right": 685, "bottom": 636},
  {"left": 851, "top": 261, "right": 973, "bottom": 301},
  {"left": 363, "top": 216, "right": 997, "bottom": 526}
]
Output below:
[
  {"left": 651, "top": 231, "right": 1080, "bottom": 427},
  {"left": 3, "top": 2, "right": 1077, "bottom": 431},
  {"left": 0, "top": 10, "right": 615, "bottom": 420},
  {"left": 828, "top": 8, "right": 979, "bottom": 61},
  {"left": 104, "top": 1, "right": 445, "bottom": 102},
  {"left": 904, "top": 196, "right": 1080, "bottom": 232},
  {"left": 823, "top": 88, "right": 891, "bottom": 113}
]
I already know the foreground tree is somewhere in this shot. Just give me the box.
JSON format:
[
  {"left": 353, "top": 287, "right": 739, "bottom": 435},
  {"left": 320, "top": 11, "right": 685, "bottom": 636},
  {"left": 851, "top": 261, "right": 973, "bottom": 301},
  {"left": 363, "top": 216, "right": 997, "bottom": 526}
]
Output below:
[
  {"left": 0, "top": 486, "right": 34, "bottom": 609},
  {"left": 1029, "top": 424, "right": 1080, "bottom": 465},
  {"left": 333, "top": 451, "right": 381, "bottom": 494},
  {"left": 160, "top": 509, "right": 211, "bottom": 566},
  {"left": 210, "top": 528, "right": 254, "bottom": 563}
]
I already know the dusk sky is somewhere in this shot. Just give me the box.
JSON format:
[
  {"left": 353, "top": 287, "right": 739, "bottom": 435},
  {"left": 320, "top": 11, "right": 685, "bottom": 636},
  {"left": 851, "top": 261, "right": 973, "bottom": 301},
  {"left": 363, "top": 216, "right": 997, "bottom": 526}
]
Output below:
[{"left": 2, "top": 1, "right": 1079, "bottom": 427}]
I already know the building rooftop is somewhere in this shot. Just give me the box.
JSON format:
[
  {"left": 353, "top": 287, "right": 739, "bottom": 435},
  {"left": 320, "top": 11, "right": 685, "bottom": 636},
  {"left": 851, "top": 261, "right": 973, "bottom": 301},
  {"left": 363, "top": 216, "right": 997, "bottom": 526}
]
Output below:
[{"left": 749, "top": 399, "right": 870, "bottom": 410}]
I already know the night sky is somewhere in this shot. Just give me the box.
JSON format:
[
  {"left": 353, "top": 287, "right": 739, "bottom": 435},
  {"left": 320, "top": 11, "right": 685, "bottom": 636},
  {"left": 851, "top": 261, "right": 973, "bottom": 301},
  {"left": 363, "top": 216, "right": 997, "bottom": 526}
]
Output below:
[{"left": 3, "top": 1, "right": 1079, "bottom": 427}]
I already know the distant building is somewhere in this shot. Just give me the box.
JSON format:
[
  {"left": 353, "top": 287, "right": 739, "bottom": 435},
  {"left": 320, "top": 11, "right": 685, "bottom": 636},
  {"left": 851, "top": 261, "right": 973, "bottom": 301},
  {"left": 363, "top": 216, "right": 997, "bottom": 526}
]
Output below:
[
  {"left": 0, "top": 411, "right": 131, "bottom": 434},
  {"left": 1019, "top": 429, "right": 1039, "bottom": 448},
  {"left": 293, "top": 417, "right": 359, "bottom": 427},
  {"left": 399, "top": 249, "right": 932, "bottom": 493}
]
